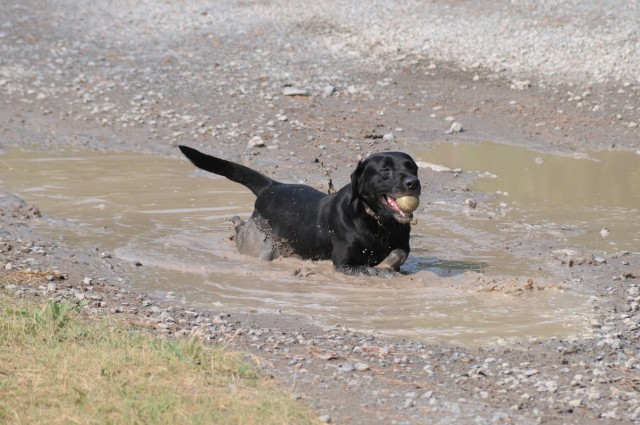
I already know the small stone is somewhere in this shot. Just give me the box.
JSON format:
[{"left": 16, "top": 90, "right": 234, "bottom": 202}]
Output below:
[
  {"left": 464, "top": 198, "right": 477, "bottom": 208},
  {"left": 544, "top": 380, "right": 558, "bottom": 393},
  {"left": 318, "top": 414, "right": 332, "bottom": 423},
  {"left": 248, "top": 135, "right": 265, "bottom": 148},
  {"left": 338, "top": 363, "right": 355, "bottom": 372},
  {"left": 354, "top": 362, "right": 369, "bottom": 371},
  {"left": 282, "top": 87, "right": 309, "bottom": 96},
  {"left": 421, "top": 390, "right": 434, "bottom": 399},
  {"left": 83, "top": 277, "right": 93, "bottom": 285},
  {"left": 445, "top": 122, "right": 463, "bottom": 134},
  {"left": 601, "top": 410, "right": 619, "bottom": 420},
  {"left": 322, "top": 85, "right": 336, "bottom": 98},
  {"left": 568, "top": 399, "right": 581, "bottom": 408},
  {"left": 403, "top": 398, "right": 415, "bottom": 409},
  {"left": 383, "top": 133, "right": 395, "bottom": 141}
]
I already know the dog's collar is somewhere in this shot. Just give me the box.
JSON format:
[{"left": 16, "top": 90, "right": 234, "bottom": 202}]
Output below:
[
  {"left": 362, "top": 201, "right": 381, "bottom": 222},
  {"left": 362, "top": 200, "right": 418, "bottom": 226}
]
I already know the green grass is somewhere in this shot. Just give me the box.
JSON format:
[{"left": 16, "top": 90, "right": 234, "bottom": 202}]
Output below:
[{"left": 0, "top": 292, "right": 318, "bottom": 425}]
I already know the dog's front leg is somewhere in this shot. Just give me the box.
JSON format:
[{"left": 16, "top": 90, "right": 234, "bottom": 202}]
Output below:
[{"left": 377, "top": 249, "right": 408, "bottom": 271}]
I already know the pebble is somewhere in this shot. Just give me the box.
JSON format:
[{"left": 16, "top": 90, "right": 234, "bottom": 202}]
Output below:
[
  {"left": 445, "top": 121, "right": 464, "bottom": 134},
  {"left": 322, "top": 85, "right": 336, "bottom": 98},
  {"left": 354, "top": 362, "right": 370, "bottom": 371},
  {"left": 248, "top": 135, "right": 265, "bottom": 148},
  {"left": 318, "top": 414, "right": 332, "bottom": 423},
  {"left": 382, "top": 133, "right": 395, "bottom": 141},
  {"left": 338, "top": 363, "right": 355, "bottom": 372},
  {"left": 464, "top": 198, "right": 477, "bottom": 208},
  {"left": 282, "top": 87, "right": 309, "bottom": 96}
]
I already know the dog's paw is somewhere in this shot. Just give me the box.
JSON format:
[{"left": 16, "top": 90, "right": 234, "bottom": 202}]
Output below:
[
  {"left": 374, "top": 267, "right": 398, "bottom": 278},
  {"left": 336, "top": 265, "right": 399, "bottom": 277}
]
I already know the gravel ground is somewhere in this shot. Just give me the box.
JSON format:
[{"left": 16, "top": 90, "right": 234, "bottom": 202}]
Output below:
[{"left": 1, "top": 1, "right": 640, "bottom": 424}]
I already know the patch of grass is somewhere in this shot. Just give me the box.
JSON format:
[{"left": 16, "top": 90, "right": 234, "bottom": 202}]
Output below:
[{"left": 0, "top": 292, "right": 318, "bottom": 425}]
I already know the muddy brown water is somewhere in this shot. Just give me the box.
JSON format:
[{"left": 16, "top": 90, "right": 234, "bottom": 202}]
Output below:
[
  {"left": 3, "top": 144, "right": 630, "bottom": 346},
  {"left": 417, "top": 141, "right": 640, "bottom": 254}
]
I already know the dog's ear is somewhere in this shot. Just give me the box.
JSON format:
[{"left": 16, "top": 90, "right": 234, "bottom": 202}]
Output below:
[{"left": 350, "top": 160, "right": 364, "bottom": 203}]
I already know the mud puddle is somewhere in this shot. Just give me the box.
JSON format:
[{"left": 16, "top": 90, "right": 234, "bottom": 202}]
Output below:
[
  {"left": 417, "top": 142, "right": 640, "bottom": 254},
  {"left": 0, "top": 147, "right": 590, "bottom": 346}
]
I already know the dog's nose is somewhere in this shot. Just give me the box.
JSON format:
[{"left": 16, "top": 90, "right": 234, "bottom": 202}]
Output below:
[{"left": 403, "top": 177, "right": 420, "bottom": 190}]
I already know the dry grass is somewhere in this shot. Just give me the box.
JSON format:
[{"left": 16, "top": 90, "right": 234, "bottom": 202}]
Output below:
[{"left": 0, "top": 291, "right": 318, "bottom": 425}]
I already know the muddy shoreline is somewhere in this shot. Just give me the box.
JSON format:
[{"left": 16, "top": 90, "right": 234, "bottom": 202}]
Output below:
[{"left": 2, "top": 1, "right": 640, "bottom": 423}]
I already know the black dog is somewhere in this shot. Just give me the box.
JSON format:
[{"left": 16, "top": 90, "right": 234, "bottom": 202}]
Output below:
[{"left": 179, "top": 146, "right": 421, "bottom": 276}]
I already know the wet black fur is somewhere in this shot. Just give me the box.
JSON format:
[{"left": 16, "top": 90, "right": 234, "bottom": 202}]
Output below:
[{"left": 179, "top": 145, "right": 421, "bottom": 276}]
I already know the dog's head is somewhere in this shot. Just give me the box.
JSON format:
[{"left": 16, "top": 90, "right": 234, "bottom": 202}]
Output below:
[{"left": 350, "top": 152, "right": 421, "bottom": 224}]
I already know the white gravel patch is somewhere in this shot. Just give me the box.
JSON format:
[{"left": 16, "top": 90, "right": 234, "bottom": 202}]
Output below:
[{"left": 48, "top": 0, "right": 640, "bottom": 86}]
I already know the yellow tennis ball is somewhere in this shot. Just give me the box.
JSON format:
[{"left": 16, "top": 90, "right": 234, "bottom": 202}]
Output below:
[{"left": 396, "top": 196, "right": 420, "bottom": 213}]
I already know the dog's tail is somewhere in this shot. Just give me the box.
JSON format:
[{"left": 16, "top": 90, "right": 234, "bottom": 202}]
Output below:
[{"left": 179, "top": 145, "right": 274, "bottom": 196}]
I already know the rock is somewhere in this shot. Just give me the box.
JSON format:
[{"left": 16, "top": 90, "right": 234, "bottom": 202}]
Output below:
[
  {"left": 445, "top": 122, "right": 463, "bottom": 134},
  {"left": 322, "top": 85, "right": 336, "bottom": 98},
  {"left": 338, "top": 362, "right": 355, "bottom": 372},
  {"left": 568, "top": 399, "right": 582, "bottom": 408},
  {"left": 83, "top": 277, "right": 93, "bottom": 285},
  {"left": 464, "top": 198, "right": 477, "bottom": 208},
  {"left": 318, "top": 415, "right": 332, "bottom": 424},
  {"left": 248, "top": 135, "right": 265, "bottom": 148},
  {"left": 382, "top": 133, "right": 395, "bottom": 141},
  {"left": 354, "top": 362, "right": 370, "bottom": 371},
  {"left": 510, "top": 79, "right": 531, "bottom": 90},
  {"left": 282, "top": 87, "right": 309, "bottom": 96},
  {"left": 544, "top": 380, "right": 558, "bottom": 393}
]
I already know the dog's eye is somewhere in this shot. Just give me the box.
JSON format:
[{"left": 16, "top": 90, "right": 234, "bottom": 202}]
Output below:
[{"left": 379, "top": 168, "right": 392, "bottom": 177}]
